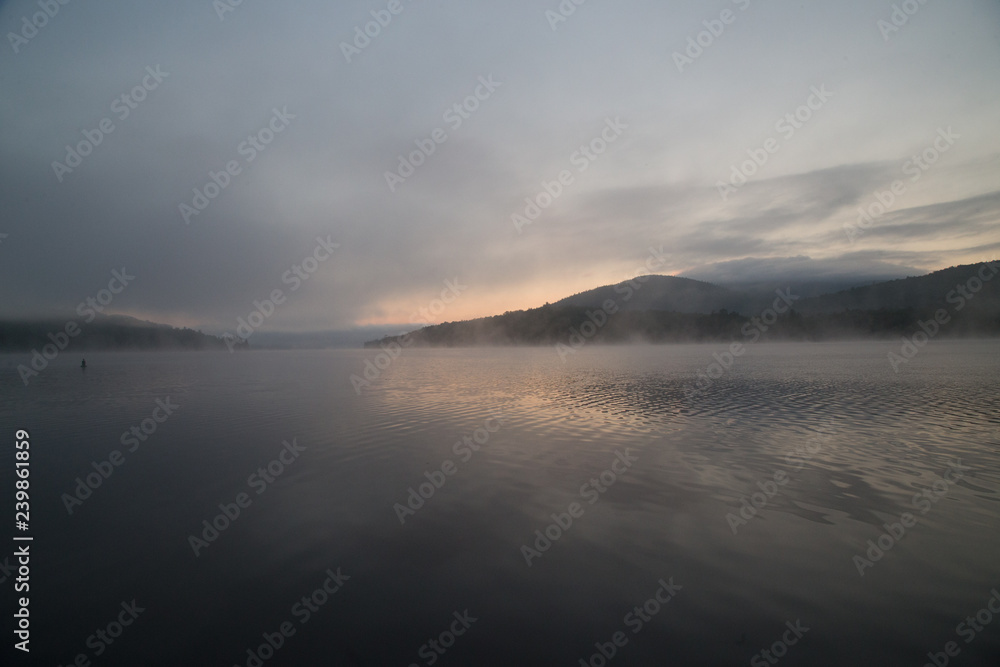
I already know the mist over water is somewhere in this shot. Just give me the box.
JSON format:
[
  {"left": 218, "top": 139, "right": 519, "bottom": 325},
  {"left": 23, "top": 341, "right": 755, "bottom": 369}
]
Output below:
[{"left": 3, "top": 341, "right": 998, "bottom": 665}]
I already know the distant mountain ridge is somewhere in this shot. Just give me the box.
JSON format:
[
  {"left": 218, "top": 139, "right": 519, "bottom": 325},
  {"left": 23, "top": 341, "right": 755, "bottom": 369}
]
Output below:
[
  {"left": 551, "top": 275, "right": 746, "bottom": 314},
  {"left": 0, "top": 314, "right": 243, "bottom": 352},
  {"left": 795, "top": 263, "right": 1000, "bottom": 313},
  {"left": 5, "top": 264, "right": 997, "bottom": 353},
  {"left": 366, "top": 262, "right": 1000, "bottom": 347}
]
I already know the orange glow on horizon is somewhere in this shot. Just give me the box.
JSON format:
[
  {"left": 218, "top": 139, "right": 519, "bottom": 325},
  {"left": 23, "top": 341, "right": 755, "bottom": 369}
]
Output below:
[{"left": 354, "top": 269, "right": 680, "bottom": 328}]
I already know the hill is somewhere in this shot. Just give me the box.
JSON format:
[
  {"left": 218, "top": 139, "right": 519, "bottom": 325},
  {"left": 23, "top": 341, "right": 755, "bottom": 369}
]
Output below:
[
  {"left": 366, "top": 262, "right": 1000, "bottom": 348},
  {"left": 0, "top": 314, "right": 245, "bottom": 352},
  {"left": 551, "top": 275, "right": 747, "bottom": 313},
  {"left": 796, "top": 263, "right": 1000, "bottom": 314}
]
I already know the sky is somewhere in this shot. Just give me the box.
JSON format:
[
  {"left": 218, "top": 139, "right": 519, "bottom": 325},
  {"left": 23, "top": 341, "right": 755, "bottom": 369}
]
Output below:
[{"left": 1, "top": 0, "right": 999, "bottom": 335}]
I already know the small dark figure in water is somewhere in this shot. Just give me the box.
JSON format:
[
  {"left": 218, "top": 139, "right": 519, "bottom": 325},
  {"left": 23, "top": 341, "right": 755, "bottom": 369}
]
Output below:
[{"left": 81, "top": 359, "right": 86, "bottom": 369}]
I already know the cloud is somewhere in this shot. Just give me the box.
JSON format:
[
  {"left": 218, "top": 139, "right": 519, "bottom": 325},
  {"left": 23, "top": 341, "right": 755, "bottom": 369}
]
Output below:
[
  {"left": 680, "top": 255, "right": 924, "bottom": 285},
  {"left": 1, "top": 0, "right": 1000, "bottom": 332}
]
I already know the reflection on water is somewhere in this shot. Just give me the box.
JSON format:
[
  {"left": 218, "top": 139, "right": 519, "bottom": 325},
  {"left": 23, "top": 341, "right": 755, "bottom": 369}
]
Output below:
[{"left": 1, "top": 341, "right": 998, "bottom": 665}]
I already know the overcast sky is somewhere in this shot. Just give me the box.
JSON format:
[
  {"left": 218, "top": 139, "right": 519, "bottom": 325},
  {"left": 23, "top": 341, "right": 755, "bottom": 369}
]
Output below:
[{"left": 2, "top": 0, "right": 999, "bottom": 333}]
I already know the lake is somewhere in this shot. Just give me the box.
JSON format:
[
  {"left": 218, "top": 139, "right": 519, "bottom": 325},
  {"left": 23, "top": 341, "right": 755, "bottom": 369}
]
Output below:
[{"left": 1, "top": 341, "right": 999, "bottom": 665}]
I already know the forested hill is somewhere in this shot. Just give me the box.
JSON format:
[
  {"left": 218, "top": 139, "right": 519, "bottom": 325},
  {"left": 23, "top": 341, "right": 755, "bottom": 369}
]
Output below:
[
  {"left": 0, "top": 315, "right": 243, "bottom": 351},
  {"left": 365, "top": 262, "right": 1000, "bottom": 348},
  {"left": 551, "top": 275, "right": 746, "bottom": 313},
  {"left": 795, "top": 263, "right": 1000, "bottom": 313}
]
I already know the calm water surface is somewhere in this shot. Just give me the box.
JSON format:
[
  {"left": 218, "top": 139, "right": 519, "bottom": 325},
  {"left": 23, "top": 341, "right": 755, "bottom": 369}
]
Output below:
[{"left": 1, "top": 341, "right": 998, "bottom": 665}]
